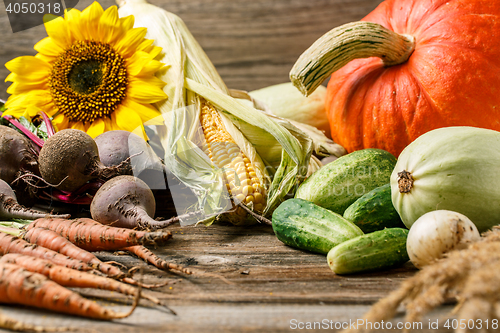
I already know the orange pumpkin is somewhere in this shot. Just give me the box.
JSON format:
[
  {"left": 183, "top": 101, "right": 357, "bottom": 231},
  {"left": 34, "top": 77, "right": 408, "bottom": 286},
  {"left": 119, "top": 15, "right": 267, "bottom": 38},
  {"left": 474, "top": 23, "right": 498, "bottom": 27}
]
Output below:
[{"left": 291, "top": 0, "right": 500, "bottom": 156}]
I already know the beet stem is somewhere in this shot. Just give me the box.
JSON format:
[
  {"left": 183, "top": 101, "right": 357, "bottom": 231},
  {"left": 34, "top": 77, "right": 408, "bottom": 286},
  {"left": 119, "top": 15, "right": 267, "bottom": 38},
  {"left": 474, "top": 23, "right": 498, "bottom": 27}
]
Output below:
[
  {"left": 39, "top": 110, "right": 55, "bottom": 137},
  {"left": 1, "top": 115, "right": 45, "bottom": 148}
]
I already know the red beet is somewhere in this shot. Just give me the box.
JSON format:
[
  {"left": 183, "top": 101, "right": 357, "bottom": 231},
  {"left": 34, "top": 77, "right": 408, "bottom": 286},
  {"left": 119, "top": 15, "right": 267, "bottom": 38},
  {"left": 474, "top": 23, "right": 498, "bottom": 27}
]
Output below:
[
  {"left": 94, "top": 130, "right": 165, "bottom": 190},
  {"left": 38, "top": 129, "right": 127, "bottom": 192},
  {"left": 0, "top": 179, "right": 70, "bottom": 220},
  {"left": 0, "top": 125, "right": 41, "bottom": 205},
  {"left": 90, "top": 175, "right": 175, "bottom": 230}
]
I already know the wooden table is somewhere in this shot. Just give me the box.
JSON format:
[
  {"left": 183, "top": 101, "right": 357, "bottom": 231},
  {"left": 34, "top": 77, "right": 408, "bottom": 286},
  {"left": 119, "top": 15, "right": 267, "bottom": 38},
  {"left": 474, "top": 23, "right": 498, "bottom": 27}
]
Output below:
[
  {"left": 0, "top": 222, "right": 454, "bottom": 333},
  {"left": 0, "top": 0, "right": 456, "bottom": 331}
]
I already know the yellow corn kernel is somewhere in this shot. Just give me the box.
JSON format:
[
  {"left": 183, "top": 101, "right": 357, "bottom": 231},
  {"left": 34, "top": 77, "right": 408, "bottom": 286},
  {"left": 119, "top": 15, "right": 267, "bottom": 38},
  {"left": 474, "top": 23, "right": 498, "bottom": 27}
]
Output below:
[{"left": 200, "top": 102, "right": 266, "bottom": 215}]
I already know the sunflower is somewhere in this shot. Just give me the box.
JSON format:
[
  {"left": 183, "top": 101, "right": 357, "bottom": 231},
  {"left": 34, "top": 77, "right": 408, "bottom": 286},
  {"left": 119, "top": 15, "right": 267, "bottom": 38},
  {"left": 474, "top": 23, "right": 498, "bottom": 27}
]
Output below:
[{"left": 3, "top": 1, "right": 167, "bottom": 138}]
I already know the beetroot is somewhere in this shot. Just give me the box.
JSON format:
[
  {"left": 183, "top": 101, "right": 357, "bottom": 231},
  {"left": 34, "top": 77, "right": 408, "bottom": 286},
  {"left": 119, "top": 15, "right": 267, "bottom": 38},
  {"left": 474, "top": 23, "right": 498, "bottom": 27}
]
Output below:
[
  {"left": 0, "top": 125, "right": 41, "bottom": 205},
  {"left": 0, "top": 179, "right": 70, "bottom": 220},
  {"left": 94, "top": 130, "right": 165, "bottom": 190},
  {"left": 0, "top": 125, "right": 38, "bottom": 184},
  {"left": 90, "top": 175, "right": 175, "bottom": 230},
  {"left": 38, "top": 129, "right": 126, "bottom": 192}
]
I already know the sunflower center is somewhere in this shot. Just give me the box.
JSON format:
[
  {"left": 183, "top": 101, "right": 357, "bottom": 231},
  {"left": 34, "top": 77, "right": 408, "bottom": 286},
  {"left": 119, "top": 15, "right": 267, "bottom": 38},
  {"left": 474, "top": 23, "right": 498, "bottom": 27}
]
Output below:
[
  {"left": 49, "top": 40, "right": 128, "bottom": 123},
  {"left": 68, "top": 60, "right": 105, "bottom": 95}
]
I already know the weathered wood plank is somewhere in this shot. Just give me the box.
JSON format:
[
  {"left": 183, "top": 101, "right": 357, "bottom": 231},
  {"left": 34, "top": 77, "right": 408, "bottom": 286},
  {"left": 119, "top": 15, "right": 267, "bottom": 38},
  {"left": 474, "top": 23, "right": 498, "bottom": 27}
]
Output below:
[{"left": 0, "top": 303, "right": 456, "bottom": 333}]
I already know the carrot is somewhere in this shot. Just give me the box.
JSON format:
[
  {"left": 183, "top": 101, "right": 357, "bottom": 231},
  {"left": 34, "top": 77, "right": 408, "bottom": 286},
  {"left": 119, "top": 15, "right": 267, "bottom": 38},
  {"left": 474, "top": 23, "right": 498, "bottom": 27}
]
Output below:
[
  {"left": 20, "top": 227, "right": 174, "bottom": 289},
  {"left": 124, "top": 245, "right": 193, "bottom": 275},
  {"left": 0, "top": 262, "right": 140, "bottom": 320},
  {"left": 21, "top": 227, "right": 125, "bottom": 277},
  {"left": 0, "top": 310, "right": 73, "bottom": 332},
  {"left": 0, "top": 253, "right": 170, "bottom": 311},
  {"left": 27, "top": 217, "right": 172, "bottom": 251},
  {"left": 0, "top": 232, "right": 92, "bottom": 271},
  {"left": 124, "top": 245, "right": 234, "bottom": 284}
]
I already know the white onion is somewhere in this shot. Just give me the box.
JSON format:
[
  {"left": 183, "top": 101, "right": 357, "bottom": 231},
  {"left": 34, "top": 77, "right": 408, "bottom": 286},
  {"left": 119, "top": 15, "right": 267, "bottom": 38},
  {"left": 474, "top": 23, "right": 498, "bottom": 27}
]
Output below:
[{"left": 406, "top": 210, "right": 481, "bottom": 269}]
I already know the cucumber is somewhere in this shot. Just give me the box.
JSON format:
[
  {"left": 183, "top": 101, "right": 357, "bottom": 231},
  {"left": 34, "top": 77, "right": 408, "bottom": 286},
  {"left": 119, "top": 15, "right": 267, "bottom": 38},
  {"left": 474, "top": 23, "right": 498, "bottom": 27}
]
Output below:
[
  {"left": 295, "top": 148, "right": 397, "bottom": 215},
  {"left": 272, "top": 198, "right": 363, "bottom": 254},
  {"left": 327, "top": 228, "right": 409, "bottom": 275},
  {"left": 343, "top": 184, "right": 406, "bottom": 233}
]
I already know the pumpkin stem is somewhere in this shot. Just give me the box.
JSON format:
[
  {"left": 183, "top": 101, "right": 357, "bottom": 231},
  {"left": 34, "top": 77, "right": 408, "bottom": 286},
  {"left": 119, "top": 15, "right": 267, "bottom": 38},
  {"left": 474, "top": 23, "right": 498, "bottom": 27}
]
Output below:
[
  {"left": 290, "top": 21, "right": 415, "bottom": 96},
  {"left": 397, "top": 170, "right": 414, "bottom": 193}
]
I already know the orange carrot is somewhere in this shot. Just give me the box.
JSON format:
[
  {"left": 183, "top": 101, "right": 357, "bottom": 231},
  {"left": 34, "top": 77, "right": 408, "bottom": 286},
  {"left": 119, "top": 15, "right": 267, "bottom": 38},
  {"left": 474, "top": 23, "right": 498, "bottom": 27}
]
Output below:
[
  {"left": 0, "top": 253, "right": 168, "bottom": 310},
  {"left": 21, "top": 227, "right": 125, "bottom": 277},
  {"left": 0, "top": 262, "right": 139, "bottom": 320},
  {"left": 124, "top": 245, "right": 193, "bottom": 275},
  {"left": 20, "top": 227, "right": 172, "bottom": 289},
  {"left": 124, "top": 246, "right": 233, "bottom": 284},
  {"left": 27, "top": 217, "right": 172, "bottom": 251},
  {"left": 0, "top": 232, "right": 92, "bottom": 271}
]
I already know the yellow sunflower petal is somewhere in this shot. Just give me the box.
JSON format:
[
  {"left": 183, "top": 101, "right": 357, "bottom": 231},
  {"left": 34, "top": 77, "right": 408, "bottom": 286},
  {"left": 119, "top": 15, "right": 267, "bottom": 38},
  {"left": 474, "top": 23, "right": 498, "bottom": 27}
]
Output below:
[
  {"left": 114, "top": 28, "right": 148, "bottom": 58},
  {"left": 43, "top": 14, "right": 72, "bottom": 49},
  {"left": 86, "top": 119, "right": 106, "bottom": 138},
  {"left": 52, "top": 113, "right": 70, "bottom": 131},
  {"left": 6, "top": 81, "right": 46, "bottom": 94},
  {"left": 64, "top": 7, "right": 81, "bottom": 20},
  {"left": 119, "top": 14, "right": 134, "bottom": 32},
  {"left": 80, "top": 2, "right": 104, "bottom": 40},
  {"left": 127, "top": 78, "right": 167, "bottom": 104},
  {"left": 136, "top": 39, "right": 154, "bottom": 53},
  {"left": 127, "top": 51, "right": 164, "bottom": 78},
  {"left": 65, "top": 8, "right": 86, "bottom": 42},
  {"left": 6, "top": 90, "right": 53, "bottom": 110},
  {"left": 25, "top": 106, "right": 42, "bottom": 118},
  {"left": 130, "top": 36, "right": 161, "bottom": 58},
  {"left": 5, "top": 56, "right": 51, "bottom": 77},
  {"left": 137, "top": 76, "right": 167, "bottom": 90},
  {"left": 126, "top": 51, "right": 154, "bottom": 76},
  {"left": 98, "top": 6, "right": 122, "bottom": 44},
  {"left": 34, "top": 53, "right": 54, "bottom": 64},
  {"left": 111, "top": 104, "right": 144, "bottom": 132},
  {"left": 137, "top": 60, "right": 165, "bottom": 79},
  {"left": 5, "top": 72, "right": 17, "bottom": 83},
  {"left": 70, "top": 121, "right": 87, "bottom": 132},
  {"left": 121, "top": 99, "right": 162, "bottom": 124},
  {"left": 34, "top": 37, "right": 64, "bottom": 59},
  {"left": 1, "top": 107, "right": 25, "bottom": 118},
  {"left": 103, "top": 117, "right": 115, "bottom": 132},
  {"left": 149, "top": 46, "right": 163, "bottom": 60}
]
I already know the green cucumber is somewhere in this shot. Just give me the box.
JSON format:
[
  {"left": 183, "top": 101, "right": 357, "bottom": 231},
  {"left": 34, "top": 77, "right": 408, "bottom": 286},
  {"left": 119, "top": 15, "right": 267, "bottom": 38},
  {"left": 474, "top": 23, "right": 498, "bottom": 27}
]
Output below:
[
  {"left": 272, "top": 198, "right": 363, "bottom": 254},
  {"left": 327, "top": 228, "right": 409, "bottom": 275},
  {"left": 295, "top": 148, "right": 397, "bottom": 215},
  {"left": 343, "top": 184, "right": 406, "bottom": 233}
]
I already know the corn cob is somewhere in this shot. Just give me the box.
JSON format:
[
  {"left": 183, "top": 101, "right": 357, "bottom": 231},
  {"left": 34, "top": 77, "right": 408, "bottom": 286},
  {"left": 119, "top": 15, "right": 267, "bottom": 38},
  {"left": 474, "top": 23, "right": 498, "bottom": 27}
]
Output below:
[{"left": 199, "top": 102, "right": 267, "bottom": 217}]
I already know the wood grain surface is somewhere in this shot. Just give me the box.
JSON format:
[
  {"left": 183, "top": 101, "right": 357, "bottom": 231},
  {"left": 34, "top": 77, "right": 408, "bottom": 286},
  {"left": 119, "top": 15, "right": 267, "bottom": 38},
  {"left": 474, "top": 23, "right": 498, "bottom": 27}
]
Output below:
[{"left": 0, "top": 222, "right": 454, "bottom": 333}]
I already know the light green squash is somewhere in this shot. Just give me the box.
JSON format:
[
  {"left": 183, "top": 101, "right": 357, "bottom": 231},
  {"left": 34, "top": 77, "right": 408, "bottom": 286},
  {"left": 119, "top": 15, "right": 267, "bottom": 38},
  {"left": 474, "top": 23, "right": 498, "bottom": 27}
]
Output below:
[{"left": 391, "top": 126, "right": 500, "bottom": 232}]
